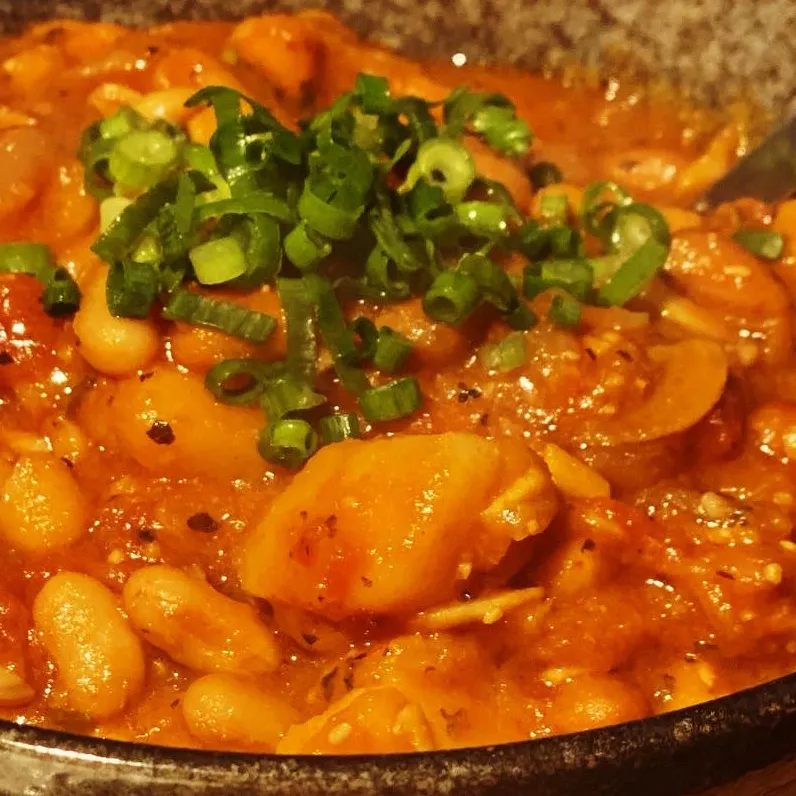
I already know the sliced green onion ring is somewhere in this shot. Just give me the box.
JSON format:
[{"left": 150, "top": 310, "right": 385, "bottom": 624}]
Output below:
[
  {"left": 401, "top": 138, "right": 475, "bottom": 204},
  {"left": 106, "top": 260, "right": 159, "bottom": 318},
  {"left": 733, "top": 229, "right": 785, "bottom": 261},
  {"left": 162, "top": 290, "right": 277, "bottom": 343},
  {"left": 190, "top": 236, "right": 247, "bottom": 285},
  {"left": 359, "top": 377, "right": 423, "bottom": 422},
  {"left": 478, "top": 331, "right": 527, "bottom": 373},
  {"left": 258, "top": 419, "right": 319, "bottom": 470},
  {"left": 205, "top": 359, "right": 283, "bottom": 406},
  {"left": 422, "top": 270, "right": 481, "bottom": 326},
  {"left": 548, "top": 293, "right": 582, "bottom": 327},
  {"left": 373, "top": 327, "right": 413, "bottom": 373},
  {"left": 320, "top": 413, "right": 362, "bottom": 444}
]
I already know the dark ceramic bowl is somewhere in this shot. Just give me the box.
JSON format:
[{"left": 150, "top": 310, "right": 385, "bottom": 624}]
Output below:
[{"left": 2, "top": 2, "right": 796, "bottom": 794}]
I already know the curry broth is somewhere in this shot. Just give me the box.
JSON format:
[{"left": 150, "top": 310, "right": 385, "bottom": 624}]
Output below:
[{"left": 0, "top": 11, "right": 794, "bottom": 755}]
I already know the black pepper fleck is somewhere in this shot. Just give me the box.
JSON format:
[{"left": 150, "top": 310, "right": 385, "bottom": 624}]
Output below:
[
  {"left": 170, "top": 698, "right": 180, "bottom": 709},
  {"left": 146, "top": 420, "right": 175, "bottom": 445},
  {"left": 717, "top": 570, "right": 735, "bottom": 580},
  {"left": 361, "top": 576, "right": 373, "bottom": 588},
  {"left": 60, "top": 457, "right": 74, "bottom": 470},
  {"left": 302, "top": 633, "right": 318, "bottom": 646},
  {"left": 581, "top": 538, "right": 597, "bottom": 552},
  {"left": 137, "top": 527, "right": 156, "bottom": 543},
  {"left": 0, "top": 351, "right": 13, "bottom": 365},
  {"left": 139, "top": 371, "right": 154, "bottom": 382},
  {"left": 187, "top": 512, "right": 219, "bottom": 533}
]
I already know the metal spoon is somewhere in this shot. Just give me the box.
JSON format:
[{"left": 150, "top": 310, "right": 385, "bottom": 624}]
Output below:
[{"left": 695, "top": 115, "right": 796, "bottom": 212}]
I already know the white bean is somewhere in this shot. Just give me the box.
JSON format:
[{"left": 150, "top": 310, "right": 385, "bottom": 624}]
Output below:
[
  {"left": 33, "top": 572, "right": 145, "bottom": 719},
  {"left": 72, "top": 271, "right": 160, "bottom": 376},
  {"left": 0, "top": 455, "right": 88, "bottom": 553},
  {"left": 123, "top": 565, "right": 280, "bottom": 675}
]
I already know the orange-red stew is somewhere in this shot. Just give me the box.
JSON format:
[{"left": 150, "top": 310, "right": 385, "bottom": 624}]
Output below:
[{"left": 1, "top": 11, "right": 795, "bottom": 755}]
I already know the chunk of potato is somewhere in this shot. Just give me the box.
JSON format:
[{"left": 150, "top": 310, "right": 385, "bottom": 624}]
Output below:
[{"left": 240, "top": 433, "right": 553, "bottom": 617}]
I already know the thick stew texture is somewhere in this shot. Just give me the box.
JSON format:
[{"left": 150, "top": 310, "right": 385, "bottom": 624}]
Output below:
[{"left": 0, "top": 11, "right": 795, "bottom": 755}]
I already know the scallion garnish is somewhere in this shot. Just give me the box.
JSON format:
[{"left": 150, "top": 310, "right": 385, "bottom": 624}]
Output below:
[
  {"left": 360, "top": 377, "right": 423, "bottom": 422},
  {"left": 258, "top": 418, "right": 319, "bottom": 470},
  {"left": 478, "top": 331, "right": 527, "bottom": 373},
  {"left": 422, "top": 271, "right": 481, "bottom": 326},
  {"left": 548, "top": 293, "right": 582, "bottom": 327},
  {"left": 733, "top": 229, "right": 785, "bottom": 261},
  {"left": 72, "top": 74, "right": 684, "bottom": 471},
  {"left": 0, "top": 243, "right": 81, "bottom": 317},
  {"left": 190, "top": 236, "right": 248, "bottom": 285},
  {"left": 205, "top": 359, "right": 283, "bottom": 406},
  {"left": 162, "top": 290, "right": 277, "bottom": 343},
  {"left": 372, "top": 327, "right": 413, "bottom": 373},
  {"left": 106, "top": 260, "right": 159, "bottom": 318},
  {"left": 319, "top": 413, "right": 362, "bottom": 444}
]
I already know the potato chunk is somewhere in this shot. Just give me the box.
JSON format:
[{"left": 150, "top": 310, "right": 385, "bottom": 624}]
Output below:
[{"left": 240, "top": 433, "right": 552, "bottom": 617}]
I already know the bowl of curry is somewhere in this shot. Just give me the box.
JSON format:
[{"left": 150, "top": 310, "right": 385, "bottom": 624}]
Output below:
[{"left": 1, "top": 1, "right": 796, "bottom": 794}]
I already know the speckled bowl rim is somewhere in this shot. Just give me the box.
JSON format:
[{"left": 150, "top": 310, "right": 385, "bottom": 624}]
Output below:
[{"left": 3, "top": 667, "right": 796, "bottom": 793}]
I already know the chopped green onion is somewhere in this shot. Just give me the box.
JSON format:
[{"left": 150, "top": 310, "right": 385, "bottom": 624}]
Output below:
[
  {"left": 523, "top": 259, "right": 594, "bottom": 302},
  {"left": 443, "top": 87, "right": 532, "bottom": 156},
  {"left": 162, "top": 290, "right": 277, "bottom": 343},
  {"left": 456, "top": 201, "right": 512, "bottom": 237},
  {"left": 539, "top": 193, "right": 568, "bottom": 226},
  {"left": 457, "top": 253, "right": 517, "bottom": 312},
  {"left": 478, "top": 331, "right": 527, "bottom": 372},
  {"left": 352, "top": 317, "right": 379, "bottom": 361},
  {"left": 261, "top": 376, "right": 326, "bottom": 421},
  {"left": 190, "top": 236, "right": 248, "bottom": 285},
  {"left": 298, "top": 182, "right": 364, "bottom": 241},
  {"left": 359, "top": 377, "right": 423, "bottom": 422},
  {"left": 402, "top": 138, "right": 475, "bottom": 204},
  {"left": 0, "top": 244, "right": 82, "bottom": 317},
  {"left": 100, "top": 196, "right": 133, "bottom": 233},
  {"left": 354, "top": 73, "right": 393, "bottom": 115},
  {"left": 364, "top": 246, "right": 411, "bottom": 300},
  {"left": 106, "top": 260, "right": 159, "bottom": 318},
  {"left": 504, "top": 300, "right": 538, "bottom": 330},
  {"left": 304, "top": 274, "right": 370, "bottom": 394},
  {"left": 100, "top": 107, "right": 144, "bottom": 140},
  {"left": 0, "top": 243, "right": 53, "bottom": 281},
  {"left": 205, "top": 359, "right": 283, "bottom": 406},
  {"left": 373, "top": 327, "right": 413, "bottom": 373},
  {"left": 195, "top": 195, "right": 293, "bottom": 225},
  {"left": 528, "top": 161, "right": 563, "bottom": 190},
  {"left": 41, "top": 268, "right": 81, "bottom": 317},
  {"left": 548, "top": 293, "right": 582, "bottom": 327},
  {"left": 108, "top": 129, "right": 180, "bottom": 194},
  {"left": 278, "top": 278, "right": 318, "bottom": 382},
  {"left": 580, "top": 180, "right": 633, "bottom": 239},
  {"left": 284, "top": 222, "right": 332, "bottom": 271},
  {"left": 596, "top": 204, "right": 670, "bottom": 306},
  {"left": 733, "top": 229, "right": 785, "bottom": 261},
  {"left": 258, "top": 419, "right": 318, "bottom": 470},
  {"left": 422, "top": 271, "right": 481, "bottom": 326},
  {"left": 320, "top": 413, "right": 362, "bottom": 444}
]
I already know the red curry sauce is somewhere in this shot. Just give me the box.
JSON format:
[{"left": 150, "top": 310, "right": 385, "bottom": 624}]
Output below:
[{"left": 0, "top": 11, "right": 795, "bottom": 755}]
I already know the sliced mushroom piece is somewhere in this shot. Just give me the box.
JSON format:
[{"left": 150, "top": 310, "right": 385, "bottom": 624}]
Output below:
[
  {"left": 409, "top": 587, "right": 545, "bottom": 632},
  {"left": 584, "top": 339, "right": 728, "bottom": 445}
]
